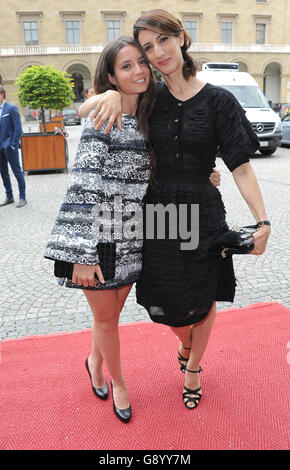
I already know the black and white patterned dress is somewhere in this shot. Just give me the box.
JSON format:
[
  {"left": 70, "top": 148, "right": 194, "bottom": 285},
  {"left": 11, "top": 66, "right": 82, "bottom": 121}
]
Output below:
[{"left": 44, "top": 113, "right": 150, "bottom": 289}]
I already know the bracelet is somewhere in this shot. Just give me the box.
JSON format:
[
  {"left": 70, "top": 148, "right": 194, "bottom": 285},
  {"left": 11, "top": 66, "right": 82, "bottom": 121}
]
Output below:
[{"left": 257, "top": 220, "right": 271, "bottom": 227}]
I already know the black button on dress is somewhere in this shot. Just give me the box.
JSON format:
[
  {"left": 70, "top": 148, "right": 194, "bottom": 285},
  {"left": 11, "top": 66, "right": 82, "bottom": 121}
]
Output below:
[{"left": 136, "top": 82, "right": 259, "bottom": 327}]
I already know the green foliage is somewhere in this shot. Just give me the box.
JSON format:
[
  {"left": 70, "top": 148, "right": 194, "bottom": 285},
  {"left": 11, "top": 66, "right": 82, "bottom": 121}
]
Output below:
[{"left": 16, "top": 65, "right": 75, "bottom": 111}]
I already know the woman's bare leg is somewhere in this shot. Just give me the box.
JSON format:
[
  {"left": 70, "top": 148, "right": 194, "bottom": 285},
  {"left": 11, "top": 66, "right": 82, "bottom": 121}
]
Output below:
[
  {"left": 185, "top": 302, "right": 217, "bottom": 406},
  {"left": 117, "top": 284, "right": 133, "bottom": 311},
  {"left": 87, "top": 321, "right": 106, "bottom": 388},
  {"left": 84, "top": 284, "right": 132, "bottom": 409},
  {"left": 170, "top": 302, "right": 216, "bottom": 406},
  {"left": 169, "top": 325, "right": 192, "bottom": 370},
  {"left": 187, "top": 302, "right": 217, "bottom": 371},
  {"left": 86, "top": 284, "right": 132, "bottom": 388}
]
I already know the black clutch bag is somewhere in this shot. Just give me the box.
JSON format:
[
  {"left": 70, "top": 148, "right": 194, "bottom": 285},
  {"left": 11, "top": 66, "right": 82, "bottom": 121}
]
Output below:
[
  {"left": 54, "top": 242, "right": 116, "bottom": 283},
  {"left": 210, "top": 225, "right": 257, "bottom": 258}
]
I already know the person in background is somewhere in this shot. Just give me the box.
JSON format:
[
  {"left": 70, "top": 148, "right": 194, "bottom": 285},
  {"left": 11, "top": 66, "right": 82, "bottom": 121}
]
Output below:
[
  {"left": 0, "top": 85, "right": 26, "bottom": 208},
  {"left": 81, "top": 88, "right": 96, "bottom": 126},
  {"left": 83, "top": 87, "right": 96, "bottom": 100}
]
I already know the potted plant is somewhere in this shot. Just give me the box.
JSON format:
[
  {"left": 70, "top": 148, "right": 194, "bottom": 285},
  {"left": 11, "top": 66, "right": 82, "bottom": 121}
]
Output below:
[{"left": 16, "top": 65, "right": 75, "bottom": 172}]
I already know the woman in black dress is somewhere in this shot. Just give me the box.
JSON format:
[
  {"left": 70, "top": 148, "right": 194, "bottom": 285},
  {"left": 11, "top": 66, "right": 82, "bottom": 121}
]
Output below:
[{"left": 79, "top": 10, "right": 271, "bottom": 410}]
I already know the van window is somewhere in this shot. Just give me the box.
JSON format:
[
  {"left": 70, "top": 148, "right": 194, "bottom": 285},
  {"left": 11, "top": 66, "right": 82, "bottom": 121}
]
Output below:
[{"left": 218, "top": 85, "right": 270, "bottom": 108}]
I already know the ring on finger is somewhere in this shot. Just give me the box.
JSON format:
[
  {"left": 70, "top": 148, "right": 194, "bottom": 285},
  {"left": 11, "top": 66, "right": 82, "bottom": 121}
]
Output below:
[{"left": 94, "top": 278, "right": 100, "bottom": 288}]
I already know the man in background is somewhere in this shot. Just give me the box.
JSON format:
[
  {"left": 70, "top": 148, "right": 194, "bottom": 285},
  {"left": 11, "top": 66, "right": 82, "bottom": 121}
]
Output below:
[
  {"left": 0, "top": 85, "right": 26, "bottom": 207},
  {"left": 83, "top": 88, "right": 95, "bottom": 100}
]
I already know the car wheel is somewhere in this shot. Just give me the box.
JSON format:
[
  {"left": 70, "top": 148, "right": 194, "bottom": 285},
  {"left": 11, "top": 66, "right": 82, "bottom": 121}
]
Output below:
[{"left": 259, "top": 146, "right": 277, "bottom": 156}]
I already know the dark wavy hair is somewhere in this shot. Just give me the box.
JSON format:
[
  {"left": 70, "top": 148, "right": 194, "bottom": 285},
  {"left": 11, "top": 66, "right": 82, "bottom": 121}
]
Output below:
[
  {"left": 0, "top": 85, "right": 6, "bottom": 98},
  {"left": 133, "top": 9, "right": 198, "bottom": 80},
  {"left": 93, "top": 36, "right": 156, "bottom": 177}
]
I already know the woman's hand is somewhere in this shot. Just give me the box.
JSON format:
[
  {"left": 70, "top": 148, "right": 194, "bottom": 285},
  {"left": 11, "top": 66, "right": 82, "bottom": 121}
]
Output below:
[
  {"left": 251, "top": 225, "right": 271, "bottom": 255},
  {"left": 72, "top": 264, "right": 105, "bottom": 288},
  {"left": 209, "top": 168, "right": 221, "bottom": 187},
  {"left": 90, "top": 90, "right": 122, "bottom": 134}
]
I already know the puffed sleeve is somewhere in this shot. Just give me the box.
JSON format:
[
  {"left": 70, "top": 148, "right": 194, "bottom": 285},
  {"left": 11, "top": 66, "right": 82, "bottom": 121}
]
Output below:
[
  {"left": 44, "top": 115, "right": 111, "bottom": 265},
  {"left": 212, "top": 87, "right": 260, "bottom": 172}
]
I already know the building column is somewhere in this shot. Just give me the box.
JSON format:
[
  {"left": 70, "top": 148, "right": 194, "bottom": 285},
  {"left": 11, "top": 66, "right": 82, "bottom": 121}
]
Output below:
[
  {"left": 251, "top": 73, "right": 264, "bottom": 93},
  {"left": 280, "top": 74, "right": 290, "bottom": 103}
]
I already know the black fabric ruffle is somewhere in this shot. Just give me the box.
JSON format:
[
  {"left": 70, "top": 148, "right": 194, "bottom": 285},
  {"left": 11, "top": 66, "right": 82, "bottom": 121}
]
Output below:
[{"left": 136, "top": 181, "right": 236, "bottom": 327}]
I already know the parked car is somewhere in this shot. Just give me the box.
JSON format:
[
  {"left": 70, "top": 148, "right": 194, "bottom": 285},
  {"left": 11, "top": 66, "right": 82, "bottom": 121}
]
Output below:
[
  {"left": 197, "top": 63, "right": 282, "bottom": 156},
  {"left": 61, "top": 108, "right": 81, "bottom": 125},
  {"left": 272, "top": 103, "right": 290, "bottom": 117},
  {"left": 281, "top": 112, "right": 290, "bottom": 145}
]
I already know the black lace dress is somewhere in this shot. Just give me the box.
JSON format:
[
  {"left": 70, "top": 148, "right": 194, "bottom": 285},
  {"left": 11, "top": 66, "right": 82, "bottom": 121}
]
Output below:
[{"left": 136, "top": 82, "right": 259, "bottom": 327}]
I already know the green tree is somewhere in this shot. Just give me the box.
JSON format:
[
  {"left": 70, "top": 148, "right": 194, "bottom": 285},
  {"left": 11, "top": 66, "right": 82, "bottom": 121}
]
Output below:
[{"left": 16, "top": 65, "right": 75, "bottom": 134}]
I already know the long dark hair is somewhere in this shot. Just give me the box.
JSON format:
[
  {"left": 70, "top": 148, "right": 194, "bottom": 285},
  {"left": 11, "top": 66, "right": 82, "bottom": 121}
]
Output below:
[
  {"left": 133, "top": 9, "right": 198, "bottom": 80},
  {"left": 93, "top": 36, "right": 156, "bottom": 177}
]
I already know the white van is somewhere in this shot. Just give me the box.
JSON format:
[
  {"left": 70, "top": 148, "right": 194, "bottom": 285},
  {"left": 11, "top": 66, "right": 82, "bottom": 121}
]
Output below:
[{"left": 197, "top": 63, "right": 282, "bottom": 155}]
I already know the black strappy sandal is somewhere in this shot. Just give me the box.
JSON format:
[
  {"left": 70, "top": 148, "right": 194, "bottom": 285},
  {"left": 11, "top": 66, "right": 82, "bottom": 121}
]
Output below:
[
  {"left": 182, "top": 366, "right": 203, "bottom": 409},
  {"left": 177, "top": 344, "right": 191, "bottom": 373}
]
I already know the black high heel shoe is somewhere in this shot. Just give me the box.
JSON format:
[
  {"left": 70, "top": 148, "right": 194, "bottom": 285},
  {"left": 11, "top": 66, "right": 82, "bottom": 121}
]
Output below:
[
  {"left": 110, "top": 381, "right": 131, "bottom": 423},
  {"left": 182, "top": 366, "right": 203, "bottom": 409},
  {"left": 177, "top": 344, "right": 191, "bottom": 373},
  {"left": 85, "top": 357, "right": 108, "bottom": 400}
]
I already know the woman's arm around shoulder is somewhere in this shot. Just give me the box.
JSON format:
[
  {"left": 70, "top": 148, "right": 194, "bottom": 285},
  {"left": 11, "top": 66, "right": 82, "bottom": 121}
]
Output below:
[{"left": 79, "top": 90, "right": 122, "bottom": 134}]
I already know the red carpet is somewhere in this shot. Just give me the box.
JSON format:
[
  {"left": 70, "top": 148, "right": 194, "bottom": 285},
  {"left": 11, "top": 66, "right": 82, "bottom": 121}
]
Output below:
[{"left": 0, "top": 302, "right": 289, "bottom": 450}]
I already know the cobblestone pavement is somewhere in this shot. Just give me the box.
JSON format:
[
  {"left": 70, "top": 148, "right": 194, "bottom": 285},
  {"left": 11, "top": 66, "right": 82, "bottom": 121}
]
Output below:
[{"left": 0, "top": 122, "right": 289, "bottom": 339}]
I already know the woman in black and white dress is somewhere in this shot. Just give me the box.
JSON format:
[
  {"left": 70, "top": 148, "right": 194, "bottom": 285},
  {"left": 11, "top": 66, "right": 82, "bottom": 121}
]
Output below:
[{"left": 45, "top": 37, "right": 155, "bottom": 423}]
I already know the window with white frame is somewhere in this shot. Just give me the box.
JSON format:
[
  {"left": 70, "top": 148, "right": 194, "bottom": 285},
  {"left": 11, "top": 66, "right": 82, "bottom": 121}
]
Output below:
[
  {"left": 23, "top": 21, "right": 39, "bottom": 45},
  {"left": 221, "top": 22, "right": 233, "bottom": 43},
  {"left": 101, "top": 11, "right": 126, "bottom": 42},
  {"left": 253, "top": 15, "right": 271, "bottom": 44},
  {"left": 185, "top": 21, "right": 197, "bottom": 42},
  {"left": 16, "top": 11, "right": 42, "bottom": 45},
  {"left": 59, "top": 11, "right": 85, "bottom": 44},
  {"left": 181, "top": 13, "right": 202, "bottom": 43},
  {"left": 256, "top": 23, "right": 266, "bottom": 43},
  {"left": 217, "top": 14, "right": 238, "bottom": 44},
  {"left": 107, "top": 20, "right": 121, "bottom": 40},
  {"left": 66, "top": 20, "right": 80, "bottom": 44}
]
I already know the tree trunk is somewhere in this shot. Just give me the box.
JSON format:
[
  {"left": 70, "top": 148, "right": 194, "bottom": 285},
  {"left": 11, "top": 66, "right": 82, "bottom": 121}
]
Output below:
[{"left": 41, "top": 106, "right": 47, "bottom": 135}]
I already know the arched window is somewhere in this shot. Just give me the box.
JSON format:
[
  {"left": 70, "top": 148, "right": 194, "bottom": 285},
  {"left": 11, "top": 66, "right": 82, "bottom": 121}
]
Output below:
[
  {"left": 236, "top": 62, "right": 248, "bottom": 72},
  {"left": 71, "top": 73, "right": 84, "bottom": 101},
  {"left": 263, "top": 62, "right": 281, "bottom": 104},
  {"left": 66, "top": 64, "right": 92, "bottom": 102}
]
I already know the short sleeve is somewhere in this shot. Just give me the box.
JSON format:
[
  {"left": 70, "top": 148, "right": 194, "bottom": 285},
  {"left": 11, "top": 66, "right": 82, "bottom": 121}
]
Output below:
[{"left": 211, "top": 87, "right": 260, "bottom": 172}]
